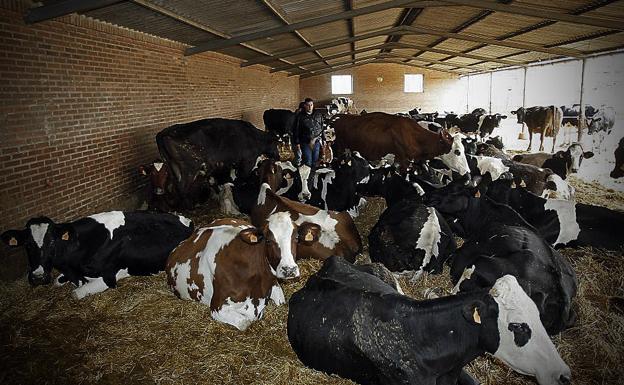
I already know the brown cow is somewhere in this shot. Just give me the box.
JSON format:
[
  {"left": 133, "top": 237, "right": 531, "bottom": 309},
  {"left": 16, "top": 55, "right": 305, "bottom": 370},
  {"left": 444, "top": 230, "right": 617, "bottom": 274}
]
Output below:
[
  {"left": 330, "top": 112, "right": 453, "bottom": 165},
  {"left": 251, "top": 183, "right": 362, "bottom": 263},
  {"left": 166, "top": 218, "right": 294, "bottom": 331},
  {"left": 511, "top": 106, "right": 563, "bottom": 152},
  {"left": 138, "top": 160, "right": 177, "bottom": 211}
]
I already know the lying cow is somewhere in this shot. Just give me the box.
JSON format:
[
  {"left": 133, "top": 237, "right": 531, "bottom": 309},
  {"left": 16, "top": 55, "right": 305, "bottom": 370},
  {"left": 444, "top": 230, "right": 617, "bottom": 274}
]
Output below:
[
  {"left": 251, "top": 183, "right": 362, "bottom": 262},
  {"left": 512, "top": 143, "right": 594, "bottom": 180},
  {"left": 331, "top": 112, "right": 453, "bottom": 166},
  {"left": 511, "top": 106, "right": 562, "bottom": 152},
  {"left": 423, "top": 180, "right": 578, "bottom": 334},
  {"left": 503, "top": 159, "right": 575, "bottom": 200},
  {"left": 369, "top": 194, "right": 455, "bottom": 279},
  {"left": 1, "top": 211, "right": 193, "bottom": 299},
  {"left": 166, "top": 218, "right": 288, "bottom": 331},
  {"left": 288, "top": 256, "right": 571, "bottom": 385},
  {"left": 156, "top": 118, "right": 291, "bottom": 208},
  {"left": 611, "top": 137, "right": 624, "bottom": 178}
]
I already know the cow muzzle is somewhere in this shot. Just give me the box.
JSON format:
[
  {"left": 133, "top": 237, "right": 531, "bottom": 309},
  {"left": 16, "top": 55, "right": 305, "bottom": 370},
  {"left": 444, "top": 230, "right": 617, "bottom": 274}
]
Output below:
[
  {"left": 154, "top": 187, "right": 165, "bottom": 195},
  {"left": 278, "top": 265, "right": 300, "bottom": 279},
  {"left": 28, "top": 272, "right": 52, "bottom": 286}
]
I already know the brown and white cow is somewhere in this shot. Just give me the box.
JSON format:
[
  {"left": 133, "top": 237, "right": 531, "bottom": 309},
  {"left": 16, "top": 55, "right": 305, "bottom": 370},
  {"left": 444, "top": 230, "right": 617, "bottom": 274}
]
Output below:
[
  {"left": 251, "top": 183, "right": 362, "bottom": 263},
  {"left": 166, "top": 218, "right": 297, "bottom": 331},
  {"left": 330, "top": 112, "right": 453, "bottom": 167},
  {"left": 511, "top": 106, "right": 563, "bottom": 152}
]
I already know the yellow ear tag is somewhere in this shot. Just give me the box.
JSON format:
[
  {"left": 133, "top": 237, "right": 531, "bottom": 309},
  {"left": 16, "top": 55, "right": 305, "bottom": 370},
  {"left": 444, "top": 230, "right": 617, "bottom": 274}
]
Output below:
[
  {"left": 475, "top": 190, "right": 481, "bottom": 198},
  {"left": 61, "top": 231, "right": 70, "bottom": 241},
  {"left": 9, "top": 237, "right": 18, "bottom": 246},
  {"left": 305, "top": 231, "right": 314, "bottom": 241},
  {"left": 249, "top": 234, "right": 257, "bottom": 243},
  {"left": 473, "top": 307, "right": 481, "bottom": 324}
]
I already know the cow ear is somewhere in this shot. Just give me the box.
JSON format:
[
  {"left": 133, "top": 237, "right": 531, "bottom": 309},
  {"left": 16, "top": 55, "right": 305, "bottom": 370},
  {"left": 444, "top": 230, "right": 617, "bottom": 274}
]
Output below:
[
  {"left": 1, "top": 229, "right": 26, "bottom": 248},
  {"left": 239, "top": 228, "right": 264, "bottom": 244},
  {"left": 462, "top": 301, "right": 484, "bottom": 325},
  {"left": 501, "top": 115, "right": 507, "bottom": 119},
  {"left": 138, "top": 165, "right": 147, "bottom": 176},
  {"left": 298, "top": 223, "right": 321, "bottom": 244},
  {"left": 53, "top": 225, "right": 74, "bottom": 242},
  {"left": 553, "top": 151, "right": 566, "bottom": 158},
  {"left": 583, "top": 151, "right": 594, "bottom": 159}
]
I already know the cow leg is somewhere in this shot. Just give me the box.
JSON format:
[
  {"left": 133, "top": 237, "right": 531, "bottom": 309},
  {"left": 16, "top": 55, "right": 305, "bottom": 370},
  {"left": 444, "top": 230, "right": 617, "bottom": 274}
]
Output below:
[
  {"left": 539, "top": 132, "right": 545, "bottom": 152},
  {"left": 527, "top": 132, "right": 533, "bottom": 151},
  {"left": 72, "top": 268, "right": 130, "bottom": 299},
  {"left": 270, "top": 284, "right": 285, "bottom": 305},
  {"left": 551, "top": 134, "right": 557, "bottom": 153}
]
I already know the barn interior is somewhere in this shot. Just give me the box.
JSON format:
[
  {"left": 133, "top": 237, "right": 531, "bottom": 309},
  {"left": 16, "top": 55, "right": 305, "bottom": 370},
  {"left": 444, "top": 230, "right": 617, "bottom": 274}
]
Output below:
[{"left": 1, "top": 1, "right": 624, "bottom": 385}]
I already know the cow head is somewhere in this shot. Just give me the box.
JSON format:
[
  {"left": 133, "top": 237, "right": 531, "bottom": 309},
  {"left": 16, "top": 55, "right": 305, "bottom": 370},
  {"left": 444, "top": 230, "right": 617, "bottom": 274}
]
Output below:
[
  {"left": 323, "top": 125, "right": 336, "bottom": 142},
  {"left": 422, "top": 176, "right": 475, "bottom": 215},
  {"left": 438, "top": 135, "right": 470, "bottom": 176},
  {"left": 276, "top": 135, "right": 295, "bottom": 161},
  {"left": 139, "top": 160, "right": 170, "bottom": 197},
  {"left": 2, "top": 217, "right": 73, "bottom": 285},
  {"left": 510, "top": 107, "right": 526, "bottom": 124},
  {"left": 262, "top": 211, "right": 300, "bottom": 279},
  {"left": 558, "top": 143, "right": 594, "bottom": 174},
  {"left": 482, "top": 275, "right": 571, "bottom": 385},
  {"left": 542, "top": 174, "right": 575, "bottom": 201}
]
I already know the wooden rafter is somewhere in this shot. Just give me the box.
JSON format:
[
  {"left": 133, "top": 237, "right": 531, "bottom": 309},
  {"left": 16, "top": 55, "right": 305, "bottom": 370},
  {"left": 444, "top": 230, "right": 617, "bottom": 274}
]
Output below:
[
  {"left": 381, "top": 6, "right": 424, "bottom": 54},
  {"left": 392, "top": 42, "right": 522, "bottom": 65},
  {"left": 345, "top": 0, "right": 356, "bottom": 62}
]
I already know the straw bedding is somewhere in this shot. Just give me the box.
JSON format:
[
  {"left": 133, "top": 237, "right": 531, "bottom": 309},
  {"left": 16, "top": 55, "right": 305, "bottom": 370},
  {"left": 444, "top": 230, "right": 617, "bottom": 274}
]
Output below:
[{"left": 1, "top": 177, "right": 622, "bottom": 385}]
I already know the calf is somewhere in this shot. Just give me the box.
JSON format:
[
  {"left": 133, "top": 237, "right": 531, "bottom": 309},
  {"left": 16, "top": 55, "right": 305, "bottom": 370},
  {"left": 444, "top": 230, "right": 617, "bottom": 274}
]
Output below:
[
  {"left": 138, "top": 160, "right": 176, "bottom": 211},
  {"left": 166, "top": 218, "right": 287, "bottom": 331},
  {"left": 251, "top": 184, "right": 362, "bottom": 262},
  {"left": 487, "top": 179, "right": 624, "bottom": 250},
  {"left": 511, "top": 106, "right": 562, "bottom": 152},
  {"left": 512, "top": 143, "right": 594, "bottom": 179},
  {"left": 369, "top": 195, "right": 455, "bottom": 278},
  {"left": 423, "top": 181, "right": 578, "bottom": 334},
  {"left": 288, "top": 256, "right": 571, "bottom": 385},
  {"left": 502, "top": 160, "right": 574, "bottom": 200},
  {"left": 1, "top": 211, "right": 193, "bottom": 299},
  {"left": 611, "top": 137, "right": 624, "bottom": 178}
]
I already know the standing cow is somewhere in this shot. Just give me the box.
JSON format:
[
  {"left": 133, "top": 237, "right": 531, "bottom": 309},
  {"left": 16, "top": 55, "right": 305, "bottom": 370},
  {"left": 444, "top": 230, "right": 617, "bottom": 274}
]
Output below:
[{"left": 511, "top": 106, "right": 563, "bottom": 152}]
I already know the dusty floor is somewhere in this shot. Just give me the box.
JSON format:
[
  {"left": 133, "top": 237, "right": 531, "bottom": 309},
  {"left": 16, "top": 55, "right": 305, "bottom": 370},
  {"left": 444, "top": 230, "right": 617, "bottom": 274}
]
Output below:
[{"left": 0, "top": 177, "right": 623, "bottom": 385}]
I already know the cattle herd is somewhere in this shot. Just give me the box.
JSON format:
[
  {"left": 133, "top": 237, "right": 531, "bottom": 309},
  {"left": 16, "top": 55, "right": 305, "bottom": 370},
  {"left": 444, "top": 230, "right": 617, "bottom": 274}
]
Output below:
[{"left": 2, "top": 101, "right": 623, "bottom": 385}]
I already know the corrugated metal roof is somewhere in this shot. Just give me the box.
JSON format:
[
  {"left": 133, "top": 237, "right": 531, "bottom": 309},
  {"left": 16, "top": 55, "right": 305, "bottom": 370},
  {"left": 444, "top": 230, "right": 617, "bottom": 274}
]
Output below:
[{"left": 25, "top": 0, "right": 624, "bottom": 77}]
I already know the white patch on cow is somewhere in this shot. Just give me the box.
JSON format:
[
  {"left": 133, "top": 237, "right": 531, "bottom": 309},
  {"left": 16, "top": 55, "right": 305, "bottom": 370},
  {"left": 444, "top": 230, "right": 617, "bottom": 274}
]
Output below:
[
  {"left": 319, "top": 172, "right": 336, "bottom": 209},
  {"left": 491, "top": 275, "right": 571, "bottom": 384},
  {"left": 358, "top": 175, "right": 370, "bottom": 185},
  {"left": 267, "top": 212, "right": 299, "bottom": 279},
  {"left": 89, "top": 211, "right": 125, "bottom": 239},
  {"left": 477, "top": 156, "right": 510, "bottom": 181},
  {"left": 270, "top": 284, "right": 285, "bottom": 305},
  {"left": 153, "top": 162, "right": 163, "bottom": 172},
  {"left": 437, "top": 135, "right": 470, "bottom": 176},
  {"left": 116, "top": 268, "right": 130, "bottom": 281},
  {"left": 542, "top": 174, "right": 575, "bottom": 201},
  {"left": 295, "top": 211, "right": 340, "bottom": 249},
  {"left": 212, "top": 296, "right": 266, "bottom": 331},
  {"left": 415, "top": 208, "right": 442, "bottom": 271},
  {"left": 258, "top": 182, "right": 270, "bottom": 205},
  {"left": 177, "top": 215, "right": 192, "bottom": 227},
  {"left": 230, "top": 168, "right": 237, "bottom": 181},
  {"left": 347, "top": 197, "right": 367, "bottom": 218},
  {"left": 276, "top": 177, "right": 294, "bottom": 195},
  {"left": 32, "top": 265, "right": 44, "bottom": 277},
  {"left": 477, "top": 114, "right": 486, "bottom": 129},
  {"left": 543, "top": 199, "right": 580, "bottom": 246},
  {"left": 29, "top": 223, "right": 49, "bottom": 248},
  {"left": 276, "top": 161, "right": 297, "bottom": 172},
  {"left": 219, "top": 183, "right": 241, "bottom": 215},
  {"left": 298, "top": 164, "right": 312, "bottom": 202},
  {"left": 252, "top": 155, "right": 268, "bottom": 171},
  {"left": 54, "top": 274, "right": 67, "bottom": 286},
  {"left": 451, "top": 265, "right": 475, "bottom": 294},
  {"left": 171, "top": 261, "right": 193, "bottom": 300},
  {"left": 412, "top": 183, "right": 426, "bottom": 196},
  {"left": 73, "top": 276, "right": 109, "bottom": 299}
]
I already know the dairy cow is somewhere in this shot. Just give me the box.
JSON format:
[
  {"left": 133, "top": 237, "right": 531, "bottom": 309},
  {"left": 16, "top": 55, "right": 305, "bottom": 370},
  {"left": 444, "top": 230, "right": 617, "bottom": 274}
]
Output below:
[
  {"left": 288, "top": 257, "right": 571, "bottom": 385},
  {"left": 2, "top": 211, "right": 193, "bottom": 299},
  {"left": 166, "top": 218, "right": 289, "bottom": 330},
  {"left": 611, "top": 137, "right": 624, "bottom": 178},
  {"left": 512, "top": 143, "right": 594, "bottom": 180},
  {"left": 511, "top": 106, "right": 563, "bottom": 152}
]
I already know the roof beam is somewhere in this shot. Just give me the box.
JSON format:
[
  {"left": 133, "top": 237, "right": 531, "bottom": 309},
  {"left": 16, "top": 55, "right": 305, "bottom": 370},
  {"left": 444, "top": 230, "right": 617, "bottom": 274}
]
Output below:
[
  {"left": 241, "top": 26, "right": 411, "bottom": 67},
  {"left": 186, "top": 0, "right": 445, "bottom": 55},
  {"left": 260, "top": 0, "right": 330, "bottom": 66},
  {"left": 440, "top": 0, "right": 624, "bottom": 31},
  {"left": 381, "top": 6, "right": 424, "bottom": 53},
  {"left": 404, "top": 25, "right": 584, "bottom": 57},
  {"left": 380, "top": 59, "right": 463, "bottom": 74},
  {"left": 132, "top": 0, "right": 297, "bottom": 68},
  {"left": 381, "top": 52, "right": 492, "bottom": 70},
  {"left": 345, "top": 0, "right": 356, "bottom": 62},
  {"left": 392, "top": 42, "right": 522, "bottom": 65},
  {"left": 270, "top": 43, "right": 395, "bottom": 73},
  {"left": 289, "top": 55, "right": 381, "bottom": 76},
  {"left": 299, "top": 57, "right": 383, "bottom": 79},
  {"left": 24, "top": 0, "right": 124, "bottom": 23}
]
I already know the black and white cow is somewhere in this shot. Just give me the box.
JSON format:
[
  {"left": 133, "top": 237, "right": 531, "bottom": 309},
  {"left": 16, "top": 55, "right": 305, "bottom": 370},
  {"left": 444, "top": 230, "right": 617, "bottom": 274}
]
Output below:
[
  {"left": 1, "top": 211, "right": 194, "bottom": 299},
  {"left": 486, "top": 179, "right": 624, "bottom": 251},
  {"left": 449, "top": 111, "right": 507, "bottom": 139},
  {"left": 288, "top": 256, "right": 571, "bottom": 385},
  {"left": 423, "top": 180, "right": 578, "bottom": 335},
  {"left": 611, "top": 137, "right": 624, "bottom": 178},
  {"left": 560, "top": 104, "right": 598, "bottom": 145},
  {"left": 513, "top": 143, "right": 594, "bottom": 180},
  {"left": 588, "top": 106, "right": 616, "bottom": 154},
  {"left": 369, "top": 194, "right": 455, "bottom": 279}
]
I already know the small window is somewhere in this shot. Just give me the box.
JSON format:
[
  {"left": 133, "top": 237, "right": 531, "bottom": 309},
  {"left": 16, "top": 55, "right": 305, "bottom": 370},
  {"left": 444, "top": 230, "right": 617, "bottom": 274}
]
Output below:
[
  {"left": 404, "top": 74, "right": 424, "bottom": 93},
  {"left": 331, "top": 75, "right": 352, "bottom": 95}
]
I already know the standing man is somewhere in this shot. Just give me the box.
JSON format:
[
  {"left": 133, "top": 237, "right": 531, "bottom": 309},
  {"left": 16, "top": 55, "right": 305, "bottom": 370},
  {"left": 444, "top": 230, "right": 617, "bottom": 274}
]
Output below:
[{"left": 293, "top": 98, "right": 324, "bottom": 168}]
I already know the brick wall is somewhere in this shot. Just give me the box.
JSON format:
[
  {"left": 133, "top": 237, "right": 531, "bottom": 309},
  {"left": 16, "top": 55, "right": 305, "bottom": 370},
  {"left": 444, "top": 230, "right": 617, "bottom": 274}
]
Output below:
[
  {"left": 300, "top": 63, "right": 464, "bottom": 114},
  {"left": 0, "top": 1, "right": 299, "bottom": 279}
]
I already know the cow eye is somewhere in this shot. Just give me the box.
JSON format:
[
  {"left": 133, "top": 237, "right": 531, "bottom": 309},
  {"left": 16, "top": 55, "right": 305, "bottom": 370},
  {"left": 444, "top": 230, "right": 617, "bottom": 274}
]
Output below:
[{"left": 454, "top": 150, "right": 461, "bottom": 156}]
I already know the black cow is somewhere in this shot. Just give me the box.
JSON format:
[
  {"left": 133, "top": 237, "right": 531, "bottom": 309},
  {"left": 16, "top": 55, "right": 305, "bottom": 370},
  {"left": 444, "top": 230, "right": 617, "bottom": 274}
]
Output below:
[
  {"left": 1, "top": 211, "right": 194, "bottom": 298},
  {"left": 611, "top": 137, "right": 624, "bottom": 178},
  {"left": 156, "top": 118, "right": 289, "bottom": 208},
  {"left": 288, "top": 256, "right": 571, "bottom": 385},
  {"left": 486, "top": 179, "right": 624, "bottom": 251},
  {"left": 449, "top": 112, "right": 507, "bottom": 138},
  {"left": 369, "top": 195, "right": 455, "bottom": 277},
  {"left": 423, "top": 180, "right": 578, "bottom": 335},
  {"left": 263, "top": 108, "right": 295, "bottom": 137}
]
